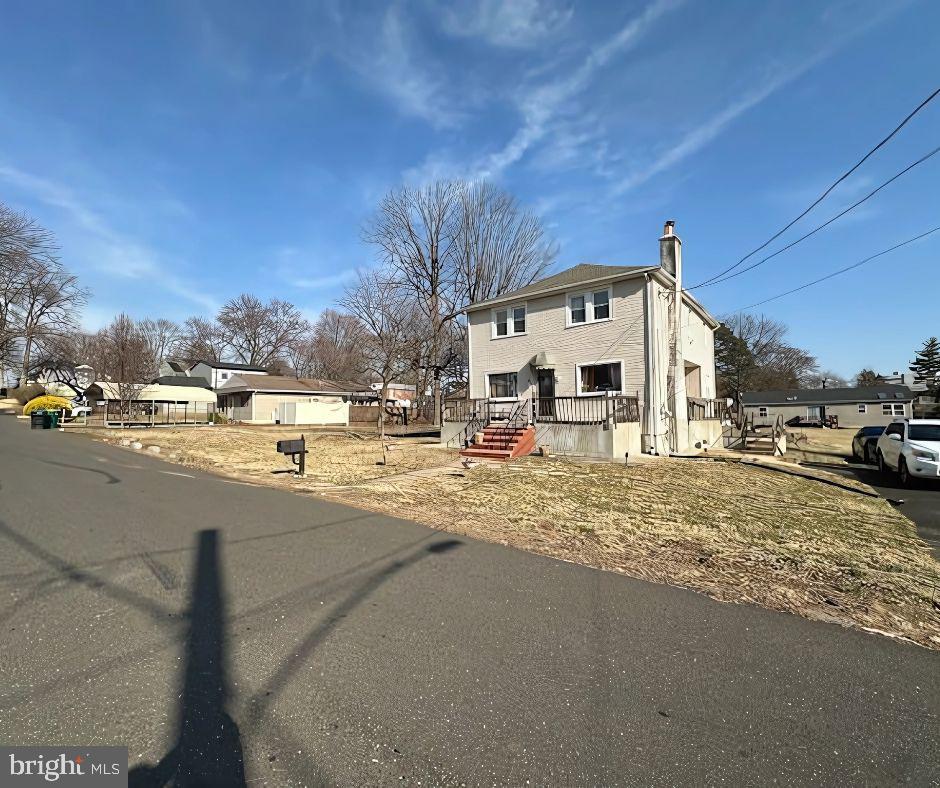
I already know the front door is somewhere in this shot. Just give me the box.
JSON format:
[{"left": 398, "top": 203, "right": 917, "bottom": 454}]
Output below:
[{"left": 537, "top": 369, "right": 555, "bottom": 418}]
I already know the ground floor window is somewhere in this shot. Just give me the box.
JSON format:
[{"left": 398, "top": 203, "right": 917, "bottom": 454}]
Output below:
[
  {"left": 882, "top": 403, "right": 904, "bottom": 416},
  {"left": 488, "top": 372, "right": 517, "bottom": 398},
  {"left": 577, "top": 361, "right": 622, "bottom": 394},
  {"left": 858, "top": 404, "right": 867, "bottom": 414},
  {"left": 758, "top": 406, "right": 768, "bottom": 417}
]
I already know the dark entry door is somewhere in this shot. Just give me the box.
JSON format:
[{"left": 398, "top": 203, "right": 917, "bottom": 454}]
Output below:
[{"left": 537, "top": 369, "right": 555, "bottom": 418}]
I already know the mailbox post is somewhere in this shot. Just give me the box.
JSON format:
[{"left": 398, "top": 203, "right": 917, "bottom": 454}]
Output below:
[{"left": 276, "top": 434, "right": 309, "bottom": 477}]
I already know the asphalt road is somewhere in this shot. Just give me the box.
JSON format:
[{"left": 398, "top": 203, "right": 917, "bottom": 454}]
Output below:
[{"left": 1, "top": 414, "right": 938, "bottom": 786}]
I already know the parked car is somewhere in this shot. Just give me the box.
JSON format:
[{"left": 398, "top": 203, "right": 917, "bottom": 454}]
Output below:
[
  {"left": 851, "top": 425, "right": 884, "bottom": 464},
  {"left": 876, "top": 418, "right": 940, "bottom": 485}
]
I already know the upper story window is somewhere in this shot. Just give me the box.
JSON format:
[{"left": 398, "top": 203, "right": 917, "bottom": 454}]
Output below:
[
  {"left": 567, "top": 287, "right": 612, "bottom": 327},
  {"left": 492, "top": 304, "right": 526, "bottom": 338}
]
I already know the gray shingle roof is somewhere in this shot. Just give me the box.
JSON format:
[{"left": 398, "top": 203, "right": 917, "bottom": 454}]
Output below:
[
  {"left": 191, "top": 360, "right": 269, "bottom": 372},
  {"left": 152, "top": 375, "right": 213, "bottom": 389},
  {"left": 741, "top": 385, "right": 915, "bottom": 406},
  {"left": 466, "top": 263, "right": 653, "bottom": 311}
]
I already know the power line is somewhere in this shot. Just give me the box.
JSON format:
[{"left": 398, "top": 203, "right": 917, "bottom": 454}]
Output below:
[
  {"left": 688, "top": 144, "right": 940, "bottom": 290},
  {"left": 693, "top": 85, "right": 940, "bottom": 288},
  {"left": 732, "top": 225, "right": 940, "bottom": 311}
]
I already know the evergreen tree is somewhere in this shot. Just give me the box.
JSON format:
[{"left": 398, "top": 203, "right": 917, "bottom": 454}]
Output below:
[{"left": 909, "top": 336, "right": 940, "bottom": 394}]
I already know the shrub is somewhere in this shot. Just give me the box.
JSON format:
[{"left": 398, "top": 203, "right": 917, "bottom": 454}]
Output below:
[
  {"left": 212, "top": 412, "right": 229, "bottom": 424},
  {"left": 23, "top": 395, "right": 72, "bottom": 415},
  {"left": 10, "top": 383, "right": 44, "bottom": 405}
]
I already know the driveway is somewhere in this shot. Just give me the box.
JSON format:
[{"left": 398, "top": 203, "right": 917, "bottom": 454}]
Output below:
[{"left": 0, "top": 414, "right": 937, "bottom": 786}]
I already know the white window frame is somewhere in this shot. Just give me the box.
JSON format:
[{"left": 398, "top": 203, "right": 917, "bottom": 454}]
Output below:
[
  {"left": 485, "top": 370, "right": 519, "bottom": 401},
  {"left": 566, "top": 286, "right": 613, "bottom": 328},
  {"left": 858, "top": 404, "right": 867, "bottom": 414},
  {"left": 574, "top": 359, "right": 625, "bottom": 397},
  {"left": 882, "top": 402, "right": 904, "bottom": 416},
  {"left": 758, "top": 406, "right": 768, "bottom": 417},
  {"left": 491, "top": 302, "right": 527, "bottom": 339}
]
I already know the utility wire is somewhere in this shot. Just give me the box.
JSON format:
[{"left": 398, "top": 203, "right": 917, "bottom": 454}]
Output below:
[
  {"left": 693, "top": 86, "right": 940, "bottom": 288},
  {"left": 733, "top": 225, "right": 940, "bottom": 311},
  {"left": 688, "top": 144, "right": 940, "bottom": 290}
]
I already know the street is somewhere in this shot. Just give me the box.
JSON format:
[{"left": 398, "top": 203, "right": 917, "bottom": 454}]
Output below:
[{"left": 0, "top": 414, "right": 937, "bottom": 786}]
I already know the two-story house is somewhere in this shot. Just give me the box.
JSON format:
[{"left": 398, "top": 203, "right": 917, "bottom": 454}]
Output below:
[
  {"left": 188, "top": 360, "right": 269, "bottom": 390},
  {"left": 449, "top": 221, "right": 722, "bottom": 458}
]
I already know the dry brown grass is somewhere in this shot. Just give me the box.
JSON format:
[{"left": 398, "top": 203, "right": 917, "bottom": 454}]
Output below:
[
  {"left": 784, "top": 427, "right": 857, "bottom": 465},
  {"left": 91, "top": 425, "right": 457, "bottom": 486},
  {"left": 82, "top": 427, "right": 940, "bottom": 648}
]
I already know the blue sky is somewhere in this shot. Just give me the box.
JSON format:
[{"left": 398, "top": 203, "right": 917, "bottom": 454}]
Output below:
[{"left": 0, "top": 0, "right": 937, "bottom": 378}]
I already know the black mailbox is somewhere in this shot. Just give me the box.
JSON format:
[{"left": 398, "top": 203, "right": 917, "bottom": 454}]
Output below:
[
  {"left": 277, "top": 438, "right": 305, "bottom": 455},
  {"left": 276, "top": 434, "right": 308, "bottom": 476}
]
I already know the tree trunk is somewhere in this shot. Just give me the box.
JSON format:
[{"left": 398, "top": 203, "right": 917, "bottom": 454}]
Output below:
[
  {"left": 433, "top": 366, "right": 441, "bottom": 427},
  {"left": 378, "top": 381, "right": 387, "bottom": 440}
]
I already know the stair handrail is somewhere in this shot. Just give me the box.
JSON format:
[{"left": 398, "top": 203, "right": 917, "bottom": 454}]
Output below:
[{"left": 490, "top": 397, "right": 530, "bottom": 447}]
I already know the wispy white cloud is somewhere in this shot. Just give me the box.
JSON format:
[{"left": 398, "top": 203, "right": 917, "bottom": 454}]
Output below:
[
  {"left": 289, "top": 269, "right": 358, "bottom": 290},
  {"left": 439, "top": 0, "right": 572, "bottom": 48},
  {"left": 478, "top": 0, "right": 680, "bottom": 178},
  {"left": 0, "top": 164, "right": 219, "bottom": 313},
  {"left": 337, "top": 5, "right": 464, "bottom": 130}
]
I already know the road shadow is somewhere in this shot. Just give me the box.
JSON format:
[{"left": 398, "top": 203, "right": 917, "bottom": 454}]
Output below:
[{"left": 130, "top": 530, "right": 246, "bottom": 787}]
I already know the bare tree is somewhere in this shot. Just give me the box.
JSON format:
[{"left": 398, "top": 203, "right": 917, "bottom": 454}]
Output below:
[
  {"left": 364, "top": 179, "right": 555, "bottom": 421},
  {"left": 100, "top": 314, "right": 156, "bottom": 427},
  {"left": 175, "top": 317, "right": 227, "bottom": 364},
  {"left": 340, "top": 271, "right": 418, "bottom": 440},
  {"left": 1, "top": 202, "right": 86, "bottom": 384},
  {"left": 455, "top": 181, "right": 556, "bottom": 306},
  {"left": 217, "top": 294, "right": 308, "bottom": 368},
  {"left": 139, "top": 318, "right": 181, "bottom": 373},
  {"left": 722, "top": 313, "right": 818, "bottom": 390}
]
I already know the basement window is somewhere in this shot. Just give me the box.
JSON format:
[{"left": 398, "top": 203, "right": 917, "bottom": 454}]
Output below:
[
  {"left": 488, "top": 372, "right": 518, "bottom": 398},
  {"left": 577, "top": 361, "right": 622, "bottom": 395}
]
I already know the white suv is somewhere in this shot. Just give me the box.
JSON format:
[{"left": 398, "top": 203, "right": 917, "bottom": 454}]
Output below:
[{"left": 876, "top": 418, "right": 940, "bottom": 486}]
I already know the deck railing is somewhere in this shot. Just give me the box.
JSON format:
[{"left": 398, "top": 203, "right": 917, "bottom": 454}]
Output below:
[
  {"left": 687, "top": 397, "right": 725, "bottom": 421},
  {"left": 533, "top": 395, "right": 640, "bottom": 425},
  {"left": 443, "top": 394, "right": 641, "bottom": 428}
]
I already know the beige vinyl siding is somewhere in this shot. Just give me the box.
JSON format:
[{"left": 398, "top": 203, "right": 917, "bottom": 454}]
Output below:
[
  {"left": 683, "top": 303, "right": 716, "bottom": 399},
  {"left": 745, "top": 401, "right": 912, "bottom": 428},
  {"left": 468, "top": 277, "right": 648, "bottom": 399}
]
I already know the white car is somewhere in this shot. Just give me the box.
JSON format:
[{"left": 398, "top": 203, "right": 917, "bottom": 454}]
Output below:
[{"left": 876, "top": 418, "right": 940, "bottom": 486}]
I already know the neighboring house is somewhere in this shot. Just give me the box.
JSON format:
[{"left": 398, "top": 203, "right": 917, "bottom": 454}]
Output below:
[
  {"left": 151, "top": 375, "right": 214, "bottom": 389},
  {"left": 84, "top": 381, "right": 217, "bottom": 425},
  {"left": 740, "top": 385, "right": 915, "bottom": 428},
  {"left": 159, "top": 360, "right": 190, "bottom": 376},
  {"left": 452, "top": 220, "right": 722, "bottom": 458},
  {"left": 216, "top": 374, "right": 370, "bottom": 424},
  {"left": 188, "top": 360, "right": 269, "bottom": 389}
]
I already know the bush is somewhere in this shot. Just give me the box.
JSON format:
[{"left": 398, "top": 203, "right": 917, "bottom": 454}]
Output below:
[
  {"left": 212, "top": 412, "right": 229, "bottom": 424},
  {"left": 10, "top": 384, "right": 44, "bottom": 405},
  {"left": 23, "top": 395, "right": 72, "bottom": 415}
]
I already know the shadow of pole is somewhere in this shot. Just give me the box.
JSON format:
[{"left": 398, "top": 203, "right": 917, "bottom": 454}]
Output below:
[{"left": 130, "top": 530, "right": 246, "bottom": 787}]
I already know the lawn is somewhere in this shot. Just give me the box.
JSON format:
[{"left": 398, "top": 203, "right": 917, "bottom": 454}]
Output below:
[{"left": 84, "top": 426, "right": 940, "bottom": 649}]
